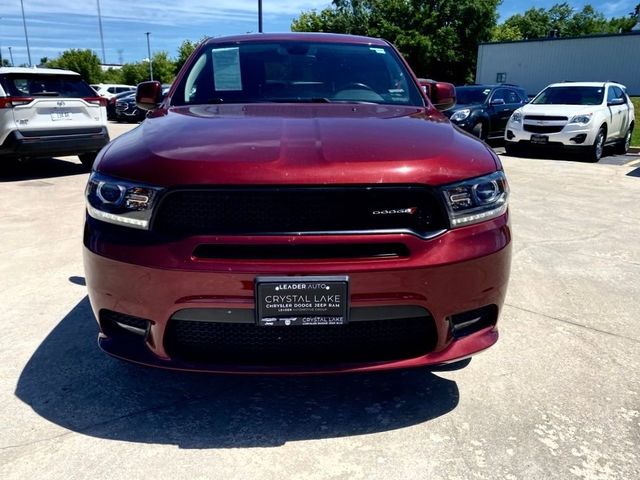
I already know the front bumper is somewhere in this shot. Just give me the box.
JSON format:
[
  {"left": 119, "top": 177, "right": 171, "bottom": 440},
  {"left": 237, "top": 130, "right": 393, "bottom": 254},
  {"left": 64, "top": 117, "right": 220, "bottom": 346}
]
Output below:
[
  {"left": 0, "top": 127, "right": 110, "bottom": 159},
  {"left": 84, "top": 215, "right": 512, "bottom": 374},
  {"left": 505, "top": 122, "right": 595, "bottom": 147}
]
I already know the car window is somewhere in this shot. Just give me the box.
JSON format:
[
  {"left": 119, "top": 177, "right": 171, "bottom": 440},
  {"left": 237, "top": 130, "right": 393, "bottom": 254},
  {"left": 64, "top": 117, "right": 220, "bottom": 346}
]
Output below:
[
  {"left": 532, "top": 86, "right": 604, "bottom": 105},
  {"left": 107, "top": 87, "right": 116, "bottom": 93},
  {"left": 174, "top": 41, "right": 424, "bottom": 107},
  {"left": 0, "top": 74, "right": 96, "bottom": 98},
  {"left": 455, "top": 87, "right": 491, "bottom": 105},
  {"left": 491, "top": 88, "right": 507, "bottom": 103},
  {"left": 505, "top": 89, "right": 521, "bottom": 104},
  {"left": 612, "top": 86, "right": 626, "bottom": 102}
]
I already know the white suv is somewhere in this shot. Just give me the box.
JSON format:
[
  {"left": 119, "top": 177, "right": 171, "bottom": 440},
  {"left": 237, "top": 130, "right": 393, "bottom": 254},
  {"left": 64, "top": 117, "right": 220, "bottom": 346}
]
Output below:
[
  {"left": 0, "top": 67, "right": 110, "bottom": 168},
  {"left": 91, "top": 83, "right": 135, "bottom": 99},
  {"left": 505, "top": 81, "right": 635, "bottom": 162}
]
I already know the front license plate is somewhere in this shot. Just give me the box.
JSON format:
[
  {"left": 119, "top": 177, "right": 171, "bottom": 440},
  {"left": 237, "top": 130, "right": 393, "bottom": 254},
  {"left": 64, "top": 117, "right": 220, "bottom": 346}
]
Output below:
[
  {"left": 51, "top": 110, "right": 72, "bottom": 121},
  {"left": 530, "top": 134, "right": 548, "bottom": 144},
  {"left": 256, "top": 276, "right": 349, "bottom": 326}
]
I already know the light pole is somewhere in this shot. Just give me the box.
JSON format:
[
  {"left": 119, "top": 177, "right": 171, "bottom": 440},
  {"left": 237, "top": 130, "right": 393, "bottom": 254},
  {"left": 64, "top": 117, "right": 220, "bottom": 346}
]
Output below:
[
  {"left": 145, "top": 32, "right": 153, "bottom": 81},
  {"left": 8, "top": 47, "right": 14, "bottom": 66},
  {"left": 20, "top": 0, "right": 32, "bottom": 66},
  {"left": 97, "top": 0, "right": 106, "bottom": 64},
  {"left": 258, "top": 0, "right": 263, "bottom": 33}
]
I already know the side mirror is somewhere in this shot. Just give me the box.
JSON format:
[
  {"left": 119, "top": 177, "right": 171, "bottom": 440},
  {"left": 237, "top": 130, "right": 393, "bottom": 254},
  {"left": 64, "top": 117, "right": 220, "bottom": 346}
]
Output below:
[
  {"left": 607, "top": 97, "right": 625, "bottom": 106},
  {"left": 491, "top": 98, "right": 506, "bottom": 106},
  {"left": 430, "top": 82, "right": 456, "bottom": 111},
  {"left": 136, "top": 81, "right": 163, "bottom": 111}
]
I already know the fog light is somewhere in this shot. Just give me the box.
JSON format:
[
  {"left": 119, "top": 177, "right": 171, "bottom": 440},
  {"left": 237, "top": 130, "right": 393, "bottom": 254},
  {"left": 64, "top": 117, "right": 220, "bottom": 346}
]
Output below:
[
  {"left": 449, "top": 305, "right": 497, "bottom": 338},
  {"left": 570, "top": 134, "right": 587, "bottom": 144},
  {"left": 506, "top": 130, "right": 515, "bottom": 140}
]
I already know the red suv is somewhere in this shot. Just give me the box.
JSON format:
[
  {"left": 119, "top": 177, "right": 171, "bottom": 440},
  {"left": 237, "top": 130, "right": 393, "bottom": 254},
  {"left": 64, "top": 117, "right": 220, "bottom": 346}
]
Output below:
[{"left": 84, "top": 33, "right": 511, "bottom": 374}]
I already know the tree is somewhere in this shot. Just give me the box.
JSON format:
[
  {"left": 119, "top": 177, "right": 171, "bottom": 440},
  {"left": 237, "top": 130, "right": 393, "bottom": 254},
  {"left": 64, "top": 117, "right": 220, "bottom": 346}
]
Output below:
[
  {"left": 101, "top": 68, "right": 125, "bottom": 84},
  {"left": 292, "top": 0, "right": 501, "bottom": 84},
  {"left": 493, "top": 3, "right": 640, "bottom": 42},
  {"left": 46, "top": 49, "right": 103, "bottom": 83},
  {"left": 150, "top": 51, "right": 176, "bottom": 84}
]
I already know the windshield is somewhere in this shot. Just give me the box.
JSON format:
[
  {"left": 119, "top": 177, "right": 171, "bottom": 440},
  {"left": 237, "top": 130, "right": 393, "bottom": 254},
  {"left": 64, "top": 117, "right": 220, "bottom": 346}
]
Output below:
[
  {"left": 455, "top": 87, "right": 491, "bottom": 105},
  {"left": 173, "top": 41, "right": 424, "bottom": 106},
  {"left": 0, "top": 74, "right": 96, "bottom": 98},
  {"left": 532, "top": 86, "right": 604, "bottom": 105}
]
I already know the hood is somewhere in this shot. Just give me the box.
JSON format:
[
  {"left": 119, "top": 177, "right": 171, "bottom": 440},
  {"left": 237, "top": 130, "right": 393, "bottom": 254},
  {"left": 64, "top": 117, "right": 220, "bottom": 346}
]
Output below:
[
  {"left": 96, "top": 104, "right": 498, "bottom": 187},
  {"left": 520, "top": 103, "right": 596, "bottom": 116}
]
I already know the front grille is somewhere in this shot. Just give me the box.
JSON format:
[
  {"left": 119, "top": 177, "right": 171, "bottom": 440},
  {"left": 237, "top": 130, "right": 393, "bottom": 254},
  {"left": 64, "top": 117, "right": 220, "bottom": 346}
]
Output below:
[
  {"left": 524, "top": 124, "right": 564, "bottom": 134},
  {"left": 164, "top": 315, "right": 437, "bottom": 365},
  {"left": 524, "top": 115, "right": 568, "bottom": 121},
  {"left": 153, "top": 186, "right": 447, "bottom": 236}
]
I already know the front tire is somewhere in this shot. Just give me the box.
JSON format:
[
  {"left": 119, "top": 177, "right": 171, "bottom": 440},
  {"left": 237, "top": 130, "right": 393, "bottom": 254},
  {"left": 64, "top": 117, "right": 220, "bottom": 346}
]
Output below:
[
  {"left": 504, "top": 143, "right": 520, "bottom": 156},
  {"left": 615, "top": 127, "right": 633, "bottom": 155},
  {"left": 79, "top": 152, "right": 98, "bottom": 170},
  {"left": 471, "top": 122, "right": 486, "bottom": 140},
  {"left": 587, "top": 128, "right": 606, "bottom": 162}
]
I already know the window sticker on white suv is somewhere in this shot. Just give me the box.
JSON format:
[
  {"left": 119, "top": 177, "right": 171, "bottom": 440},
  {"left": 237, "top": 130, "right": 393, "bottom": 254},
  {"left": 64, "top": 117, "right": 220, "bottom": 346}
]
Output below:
[{"left": 212, "top": 47, "right": 243, "bottom": 91}]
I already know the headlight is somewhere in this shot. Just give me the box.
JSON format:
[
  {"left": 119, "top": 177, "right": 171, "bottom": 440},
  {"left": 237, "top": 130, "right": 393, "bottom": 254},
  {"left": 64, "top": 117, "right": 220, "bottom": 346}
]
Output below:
[
  {"left": 440, "top": 171, "right": 509, "bottom": 228},
  {"left": 510, "top": 110, "right": 523, "bottom": 123},
  {"left": 569, "top": 113, "right": 592, "bottom": 125},
  {"left": 450, "top": 109, "right": 470, "bottom": 122},
  {"left": 85, "top": 172, "right": 163, "bottom": 229}
]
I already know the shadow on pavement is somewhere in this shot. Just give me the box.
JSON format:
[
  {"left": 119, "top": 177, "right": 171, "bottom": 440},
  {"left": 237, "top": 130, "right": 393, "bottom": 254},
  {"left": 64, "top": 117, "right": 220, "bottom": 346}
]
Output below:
[
  {"left": 627, "top": 166, "right": 640, "bottom": 178},
  {"left": 15, "top": 297, "right": 459, "bottom": 449},
  {"left": 0, "top": 157, "right": 87, "bottom": 182}
]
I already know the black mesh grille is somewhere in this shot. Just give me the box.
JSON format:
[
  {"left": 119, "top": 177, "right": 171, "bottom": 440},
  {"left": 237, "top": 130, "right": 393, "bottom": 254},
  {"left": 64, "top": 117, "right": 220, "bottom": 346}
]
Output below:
[
  {"left": 152, "top": 186, "right": 447, "bottom": 236},
  {"left": 164, "top": 316, "right": 437, "bottom": 365},
  {"left": 524, "top": 125, "right": 564, "bottom": 134}
]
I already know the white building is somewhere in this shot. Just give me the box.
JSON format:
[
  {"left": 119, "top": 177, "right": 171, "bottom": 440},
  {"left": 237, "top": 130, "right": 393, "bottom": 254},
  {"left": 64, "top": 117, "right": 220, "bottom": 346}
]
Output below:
[{"left": 475, "top": 31, "right": 640, "bottom": 96}]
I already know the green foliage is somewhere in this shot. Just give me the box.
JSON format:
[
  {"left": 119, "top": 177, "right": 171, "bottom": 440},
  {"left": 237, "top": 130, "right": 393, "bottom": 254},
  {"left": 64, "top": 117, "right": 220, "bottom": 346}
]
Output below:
[
  {"left": 493, "top": 3, "right": 639, "bottom": 41},
  {"left": 101, "top": 68, "right": 125, "bottom": 84},
  {"left": 46, "top": 49, "right": 103, "bottom": 83},
  {"left": 150, "top": 51, "right": 176, "bottom": 84},
  {"left": 291, "top": 0, "right": 501, "bottom": 84},
  {"left": 120, "top": 62, "right": 150, "bottom": 85}
]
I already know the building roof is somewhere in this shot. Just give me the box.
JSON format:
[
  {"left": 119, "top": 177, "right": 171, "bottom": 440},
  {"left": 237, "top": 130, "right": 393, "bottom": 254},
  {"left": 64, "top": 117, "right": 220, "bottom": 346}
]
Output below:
[{"left": 0, "top": 67, "right": 80, "bottom": 76}]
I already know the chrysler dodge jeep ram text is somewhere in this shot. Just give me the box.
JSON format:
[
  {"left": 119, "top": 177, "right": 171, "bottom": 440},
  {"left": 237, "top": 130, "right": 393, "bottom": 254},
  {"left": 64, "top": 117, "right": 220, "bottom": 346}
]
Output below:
[{"left": 83, "top": 33, "right": 512, "bottom": 374}]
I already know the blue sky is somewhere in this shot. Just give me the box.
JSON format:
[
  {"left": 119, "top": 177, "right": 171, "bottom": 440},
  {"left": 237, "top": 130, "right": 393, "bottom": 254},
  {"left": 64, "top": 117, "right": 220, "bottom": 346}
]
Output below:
[{"left": 1, "top": 1, "right": 637, "bottom": 66}]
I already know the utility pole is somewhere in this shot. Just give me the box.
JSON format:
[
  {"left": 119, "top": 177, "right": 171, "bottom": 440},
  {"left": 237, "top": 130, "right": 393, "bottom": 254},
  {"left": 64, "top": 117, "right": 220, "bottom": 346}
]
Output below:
[
  {"left": 97, "top": 0, "right": 106, "bottom": 63},
  {"left": 258, "top": 0, "right": 263, "bottom": 33},
  {"left": 9, "top": 47, "right": 14, "bottom": 66},
  {"left": 145, "top": 32, "right": 153, "bottom": 81},
  {"left": 20, "top": 0, "right": 32, "bottom": 66}
]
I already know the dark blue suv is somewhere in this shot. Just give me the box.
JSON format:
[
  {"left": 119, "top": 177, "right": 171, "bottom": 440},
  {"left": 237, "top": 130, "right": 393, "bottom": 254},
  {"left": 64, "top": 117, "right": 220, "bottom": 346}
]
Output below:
[{"left": 444, "top": 84, "right": 528, "bottom": 140}]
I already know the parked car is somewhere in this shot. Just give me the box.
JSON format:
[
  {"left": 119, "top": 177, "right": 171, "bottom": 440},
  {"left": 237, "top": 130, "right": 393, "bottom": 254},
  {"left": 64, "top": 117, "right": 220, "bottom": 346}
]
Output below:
[
  {"left": 115, "top": 85, "right": 171, "bottom": 123},
  {"left": 0, "top": 67, "right": 110, "bottom": 168},
  {"left": 505, "top": 81, "right": 635, "bottom": 161},
  {"left": 91, "top": 83, "right": 135, "bottom": 99},
  {"left": 84, "top": 33, "right": 511, "bottom": 374},
  {"left": 107, "top": 90, "right": 139, "bottom": 120},
  {"left": 444, "top": 84, "right": 528, "bottom": 140}
]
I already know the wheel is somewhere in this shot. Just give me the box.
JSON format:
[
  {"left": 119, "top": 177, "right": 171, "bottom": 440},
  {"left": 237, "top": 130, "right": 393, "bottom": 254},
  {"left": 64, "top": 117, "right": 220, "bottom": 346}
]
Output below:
[
  {"left": 79, "top": 152, "right": 98, "bottom": 170},
  {"left": 504, "top": 143, "right": 519, "bottom": 156},
  {"left": 587, "top": 127, "right": 606, "bottom": 162},
  {"left": 614, "top": 127, "right": 633, "bottom": 155},
  {"left": 471, "top": 122, "right": 486, "bottom": 140}
]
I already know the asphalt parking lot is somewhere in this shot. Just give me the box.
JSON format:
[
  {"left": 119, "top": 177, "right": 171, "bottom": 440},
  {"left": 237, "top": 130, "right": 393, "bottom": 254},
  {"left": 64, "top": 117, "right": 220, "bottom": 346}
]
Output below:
[{"left": 1, "top": 122, "right": 639, "bottom": 480}]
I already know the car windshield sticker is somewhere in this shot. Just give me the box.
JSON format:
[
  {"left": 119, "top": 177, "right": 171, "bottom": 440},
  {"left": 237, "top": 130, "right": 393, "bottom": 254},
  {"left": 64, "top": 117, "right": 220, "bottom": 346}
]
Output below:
[
  {"left": 369, "top": 47, "right": 386, "bottom": 54},
  {"left": 212, "top": 47, "right": 243, "bottom": 91},
  {"left": 483, "top": 89, "right": 491, "bottom": 95}
]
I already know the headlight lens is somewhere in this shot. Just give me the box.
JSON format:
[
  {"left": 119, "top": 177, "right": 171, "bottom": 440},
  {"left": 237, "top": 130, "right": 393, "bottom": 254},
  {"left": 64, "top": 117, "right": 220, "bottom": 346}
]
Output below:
[
  {"left": 440, "top": 171, "right": 509, "bottom": 227},
  {"left": 85, "top": 172, "right": 163, "bottom": 229},
  {"left": 450, "top": 109, "right": 471, "bottom": 122},
  {"left": 510, "top": 110, "right": 523, "bottom": 123},
  {"left": 569, "top": 113, "right": 592, "bottom": 125}
]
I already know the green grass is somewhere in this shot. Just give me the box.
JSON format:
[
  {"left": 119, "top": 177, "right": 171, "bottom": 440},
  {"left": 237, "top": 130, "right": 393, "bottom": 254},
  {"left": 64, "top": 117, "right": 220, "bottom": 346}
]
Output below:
[{"left": 632, "top": 97, "right": 640, "bottom": 147}]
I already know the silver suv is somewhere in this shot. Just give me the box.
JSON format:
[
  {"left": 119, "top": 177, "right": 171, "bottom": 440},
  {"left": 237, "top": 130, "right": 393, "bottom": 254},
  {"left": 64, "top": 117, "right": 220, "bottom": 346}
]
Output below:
[{"left": 0, "top": 67, "right": 110, "bottom": 168}]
